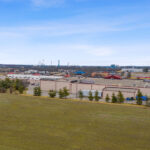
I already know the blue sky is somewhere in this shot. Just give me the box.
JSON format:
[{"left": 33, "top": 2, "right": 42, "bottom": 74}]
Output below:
[{"left": 0, "top": 0, "right": 150, "bottom": 66}]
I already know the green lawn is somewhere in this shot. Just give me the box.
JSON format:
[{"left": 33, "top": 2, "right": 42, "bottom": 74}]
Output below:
[{"left": 0, "top": 94, "right": 150, "bottom": 150}]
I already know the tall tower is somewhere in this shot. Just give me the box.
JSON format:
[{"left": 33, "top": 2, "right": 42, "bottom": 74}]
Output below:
[
  {"left": 58, "top": 60, "right": 60, "bottom": 68},
  {"left": 67, "top": 62, "right": 69, "bottom": 67}
]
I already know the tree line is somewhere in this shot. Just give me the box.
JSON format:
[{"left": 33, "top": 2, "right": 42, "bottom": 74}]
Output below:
[
  {"left": 0, "top": 78, "right": 28, "bottom": 94},
  {"left": 0, "top": 79, "right": 147, "bottom": 106},
  {"left": 78, "top": 90, "right": 125, "bottom": 103}
]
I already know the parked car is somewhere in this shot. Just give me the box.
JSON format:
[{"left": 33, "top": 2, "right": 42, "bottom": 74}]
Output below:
[{"left": 70, "top": 80, "right": 78, "bottom": 83}]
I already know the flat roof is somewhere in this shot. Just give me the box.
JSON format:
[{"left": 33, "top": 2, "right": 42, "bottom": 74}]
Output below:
[{"left": 103, "top": 87, "right": 138, "bottom": 93}]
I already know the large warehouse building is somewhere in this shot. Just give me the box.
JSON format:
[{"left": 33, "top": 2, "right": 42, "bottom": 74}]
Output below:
[
  {"left": 40, "top": 80, "right": 105, "bottom": 97},
  {"left": 7, "top": 74, "right": 63, "bottom": 80},
  {"left": 40, "top": 80, "right": 150, "bottom": 98},
  {"left": 102, "top": 87, "right": 138, "bottom": 98}
]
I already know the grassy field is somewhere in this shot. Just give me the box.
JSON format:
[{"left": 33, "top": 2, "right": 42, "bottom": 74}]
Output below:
[{"left": 0, "top": 94, "right": 150, "bottom": 150}]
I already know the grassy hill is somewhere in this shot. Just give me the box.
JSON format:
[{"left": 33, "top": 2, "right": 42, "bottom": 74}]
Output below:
[{"left": 0, "top": 94, "right": 150, "bottom": 150}]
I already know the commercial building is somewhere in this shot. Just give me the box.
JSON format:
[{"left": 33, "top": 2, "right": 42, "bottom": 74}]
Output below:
[
  {"left": 103, "top": 87, "right": 138, "bottom": 99},
  {"left": 40, "top": 80, "right": 105, "bottom": 97},
  {"left": 121, "top": 68, "right": 143, "bottom": 73},
  {"left": 7, "top": 74, "right": 63, "bottom": 80},
  {"left": 40, "top": 79, "right": 150, "bottom": 99}
]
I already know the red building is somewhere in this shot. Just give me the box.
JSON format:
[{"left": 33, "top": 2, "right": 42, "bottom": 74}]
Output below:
[{"left": 105, "top": 75, "right": 121, "bottom": 79}]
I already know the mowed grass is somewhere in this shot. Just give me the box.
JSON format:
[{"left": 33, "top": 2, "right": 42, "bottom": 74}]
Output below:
[{"left": 0, "top": 94, "right": 150, "bottom": 150}]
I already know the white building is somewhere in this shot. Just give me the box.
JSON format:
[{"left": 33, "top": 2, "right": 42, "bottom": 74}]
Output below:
[
  {"left": 121, "top": 68, "right": 143, "bottom": 73},
  {"left": 7, "top": 74, "right": 63, "bottom": 80},
  {"left": 24, "top": 70, "right": 38, "bottom": 74}
]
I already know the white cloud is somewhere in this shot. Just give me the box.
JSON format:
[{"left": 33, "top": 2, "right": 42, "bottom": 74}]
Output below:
[
  {"left": 0, "top": 43, "right": 113, "bottom": 65},
  {"left": 1, "top": 41, "right": 150, "bottom": 66},
  {"left": 0, "top": 0, "right": 150, "bottom": 65},
  {"left": 0, "top": 19, "right": 124, "bottom": 39}
]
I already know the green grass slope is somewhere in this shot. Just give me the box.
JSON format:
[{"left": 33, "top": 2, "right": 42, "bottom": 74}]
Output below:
[{"left": 0, "top": 94, "right": 150, "bottom": 150}]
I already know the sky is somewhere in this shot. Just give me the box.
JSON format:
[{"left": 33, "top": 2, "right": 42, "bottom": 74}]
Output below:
[{"left": 0, "top": 0, "right": 150, "bottom": 66}]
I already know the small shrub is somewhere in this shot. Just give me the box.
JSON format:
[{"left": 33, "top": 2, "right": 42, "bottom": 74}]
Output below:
[
  {"left": 63, "top": 87, "right": 70, "bottom": 98},
  {"left": 136, "top": 90, "right": 143, "bottom": 105},
  {"left": 117, "top": 91, "right": 125, "bottom": 103},
  {"left": 19, "top": 86, "right": 25, "bottom": 94},
  {"left": 79, "top": 90, "right": 84, "bottom": 100},
  {"left": 49, "top": 90, "right": 57, "bottom": 98},
  {"left": 112, "top": 93, "right": 117, "bottom": 103},
  {"left": 34, "top": 87, "right": 41, "bottom": 96},
  {"left": 0, "top": 87, "right": 6, "bottom": 93},
  {"left": 88, "top": 91, "right": 94, "bottom": 101},
  {"left": 105, "top": 94, "right": 110, "bottom": 102},
  {"left": 94, "top": 91, "right": 99, "bottom": 101},
  {"left": 58, "top": 89, "right": 64, "bottom": 99}
]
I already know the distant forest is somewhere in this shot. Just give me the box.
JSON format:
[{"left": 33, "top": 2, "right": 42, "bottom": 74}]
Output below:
[{"left": 0, "top": 64, "right": 150, "bottom": 74}]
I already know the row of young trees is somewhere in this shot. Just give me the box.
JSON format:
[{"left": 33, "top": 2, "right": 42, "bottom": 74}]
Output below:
[
  {"left": 34, "top": 87, "right": 70, "bottom": 99},
  {"left": 79, "top": 89, "right": 146, "bottom": 105},
  {"left": 79, "top": 90, "right": 100, "bottom": 101},
  {"left": 33, "top": 87, "right": 147, "bottom": 106},
  {"left": 0, "top": 78, "right": 27, "bottom": 94},
  {"left": 105, "top": 91, "right": 125, "bottom": 103},
  {"left": 105, "top": 90, "right": 145, "bottom": 105}
]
